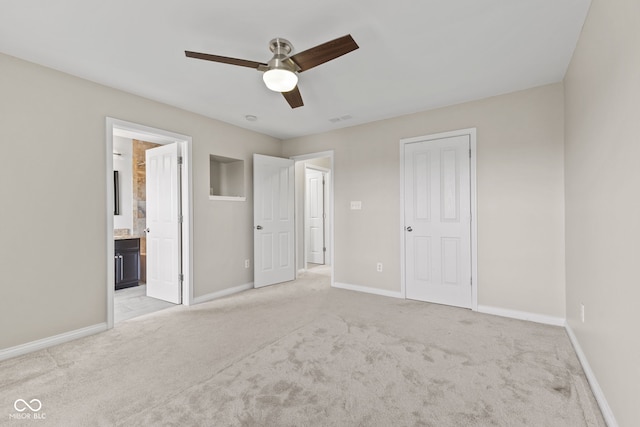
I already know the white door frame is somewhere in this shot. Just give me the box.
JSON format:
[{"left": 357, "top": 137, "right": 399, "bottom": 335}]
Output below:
[
  {"left": 399, "top": 128, "right": 478, "bottom": 311},
  {"left": 304, "top": 164, "right": 330, "bottom": 267},
  {"left": 290, "top": 151, "right": 335, "bottom": 286},
  {"left": 105, "top": 118, "right": 194, "bottom": 329}
]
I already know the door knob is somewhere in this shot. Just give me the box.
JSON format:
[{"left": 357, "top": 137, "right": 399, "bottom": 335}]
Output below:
[
  {"left": 406, "top": 226, "right": 413, "bottom": 232},
  {"left": 256, "top": 225, "right": 263, "bottom": 230}
]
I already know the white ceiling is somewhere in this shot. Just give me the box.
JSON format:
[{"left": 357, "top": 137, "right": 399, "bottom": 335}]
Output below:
[{"left": 0, "top": 0, "right": 591, "bottom": 140}]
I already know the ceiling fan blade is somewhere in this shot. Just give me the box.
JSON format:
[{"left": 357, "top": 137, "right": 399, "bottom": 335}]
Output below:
[
  {"left": 185, "top": 51, "right": 267, "bottom": 69},
  {"left": 282, "top": 86, "right": 304, "bottom": 109},
  {"left": 290, "top": 34, "right": 359, "bottom": 72}
]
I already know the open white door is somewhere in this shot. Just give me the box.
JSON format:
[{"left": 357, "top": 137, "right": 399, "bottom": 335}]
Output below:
[
  {"left": 404, "top": 135, "right": 471, "bottom": 308},
  {"left": 305, "top": 168, "right": 325, "bottom": 264},
  {"left": 146, "top": 143, "right": 182, "bottom": 304},
  {"left": 253, "top": 154, "right": 295, "bottom": 288}
]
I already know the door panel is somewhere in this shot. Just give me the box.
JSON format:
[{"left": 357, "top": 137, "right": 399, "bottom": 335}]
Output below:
[
  {"left": 441, "top": 238, "right": 460, "bottom": 284},
  {"left": 404, "top": 135, "right": 471, "bottom": 308},
  {"left": 279, "top": 232, "right": 290, "bottom": 267},
  {"left": 414, "top": 152, "right": 431, "bottom": 221},
  {"left": 441, "top": 148, "right": 459, "bottom": 221},
  {"left": 146, "top": 143, "right": 181, "bottom": 304},
  {"left": 254, "top": 154, "right": 295, "bottom": 288},
  {"left": 414, "top": 237, "right": 431, "bottom": 281}
]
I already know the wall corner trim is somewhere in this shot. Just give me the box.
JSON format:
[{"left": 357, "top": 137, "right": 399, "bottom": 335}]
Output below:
[
  {"left": 192, "top": 282, "right": 254, "bottom": 305},
  {"left": 0, "top": 323, "right": 108, "bottom": 362},
  {"left": 333, "top": 282, "right": 403, "bottom": 299},
  {"left": 477, "top": 305, "right": 565, "bottom": 326},
  {"left": 565, "top": 323, "right": 619, "bottom": 427}
]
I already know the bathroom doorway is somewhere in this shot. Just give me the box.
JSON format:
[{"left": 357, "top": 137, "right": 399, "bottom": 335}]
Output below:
[{"left": 106, "top": 118, "right": 193, "bottom": 328}]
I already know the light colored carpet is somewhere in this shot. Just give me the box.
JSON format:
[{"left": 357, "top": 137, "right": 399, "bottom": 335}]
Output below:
[{"left": 1, "top": 271, "right": 604, "bottom": 426}]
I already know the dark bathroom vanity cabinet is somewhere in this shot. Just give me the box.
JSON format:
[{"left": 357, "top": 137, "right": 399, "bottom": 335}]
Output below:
[{"left": 115, "top": 238, "right": 140, "bottom": 290}]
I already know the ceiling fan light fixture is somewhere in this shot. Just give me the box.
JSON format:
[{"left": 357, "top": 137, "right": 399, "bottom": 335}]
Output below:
[
  {"left": 263, "top": 68, "right": 298, "bottom": 92},
  {"left": 185, "top": 34, "right": 358, "bottom": 108}
]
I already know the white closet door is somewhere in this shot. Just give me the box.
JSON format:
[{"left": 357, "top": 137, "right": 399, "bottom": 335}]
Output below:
[{"left": 404, "top": 135, "right": 471, "bottom": 308}]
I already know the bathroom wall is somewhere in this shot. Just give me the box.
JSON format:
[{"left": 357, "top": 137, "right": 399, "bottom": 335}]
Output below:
[
  {"left": 132, "top": 139, "right": 161, "bottom": 237},
  {"left": 112, "top": 136, "right": 133, "bottom": 232}
]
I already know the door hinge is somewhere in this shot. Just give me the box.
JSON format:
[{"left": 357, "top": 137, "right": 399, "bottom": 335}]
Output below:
[
  {"left": 179, "top": 215, "right": 184, "bottom": 224},
  {"left": 470, "top": 277, "right": 473, "bottom": 286},
  {"left": 469, "top": 148, "right": 471, "bottom": 158},
  {"left": 179, "top": 273, "right": 184, "bottom": 282},
  {"left": 178, "top": 156, "right": 183, "bottom": 165},
  {"left": 323, "top": 247, "right": 327, "bottom": 252}
]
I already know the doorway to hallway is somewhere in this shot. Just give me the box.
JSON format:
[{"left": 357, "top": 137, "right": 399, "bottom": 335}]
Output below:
[{"left": 292, "top": 152, "right": 334, "bottom": 280}]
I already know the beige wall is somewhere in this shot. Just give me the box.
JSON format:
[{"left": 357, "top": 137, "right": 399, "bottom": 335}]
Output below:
[
  {"left": 3, "top": 7, "right": 634, "bottom": 420},
  {"left": 283, "top": 83, "right": 566, "bottom": 318},
  {"left": 0, "top": 53, "right": 280, "bottom": 350},
  {"left": 3, "top": 4, "right": 636, "bottom": 420},
  {"left": 564, "top": 0, "right": 640, "bottom": 425},
  {"left": 0, "top": 51, "right": 567, "bottom": 355}
]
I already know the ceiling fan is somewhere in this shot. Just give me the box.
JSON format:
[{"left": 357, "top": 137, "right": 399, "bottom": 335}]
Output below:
[{"left": 185, "top": 34, "right": 359, "bottom": 109}]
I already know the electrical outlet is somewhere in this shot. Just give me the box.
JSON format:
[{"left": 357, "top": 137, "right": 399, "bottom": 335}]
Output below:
[
  {"left": 244, "top": 259, "right": 250, "bottom": 269},
  {"left": 350, "top": 201, "right": 362, "bottom": 210},
  {"left": 580, "top": 304, "right": 585, "bottom": 323},
  {"left": 376, "top": 262, "right": 383, "bottom": 272}
]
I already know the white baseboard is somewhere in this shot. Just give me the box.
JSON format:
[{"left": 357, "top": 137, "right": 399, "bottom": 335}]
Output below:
[
  {"left": 565, "top": 323, "right": 618, "bottom": 427},
  {"left": 192, "top": 282, "right": 253, "bottom": 305},
  {"left": 0, "top": 323, "right": 107, "bottom": 362},
  {"left": 477, "top": 305, "right": 566, "bottom": 326},
  {"left": 333, "top": 282, "right": 403, "bottom": 299}
]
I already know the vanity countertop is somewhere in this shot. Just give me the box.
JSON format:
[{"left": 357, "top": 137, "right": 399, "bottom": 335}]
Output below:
[{"left": 114, "top": 234, "right": 143, "bottom": 241}]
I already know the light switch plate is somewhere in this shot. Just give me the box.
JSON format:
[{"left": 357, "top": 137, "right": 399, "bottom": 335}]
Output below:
[{"left": 350, "top": 201, "right": 362, "bottom": 210}]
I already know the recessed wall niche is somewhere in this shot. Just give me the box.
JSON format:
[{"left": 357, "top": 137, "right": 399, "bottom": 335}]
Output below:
[{"left": 209, "top": 155, "right": 245, "bottom": 201}]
